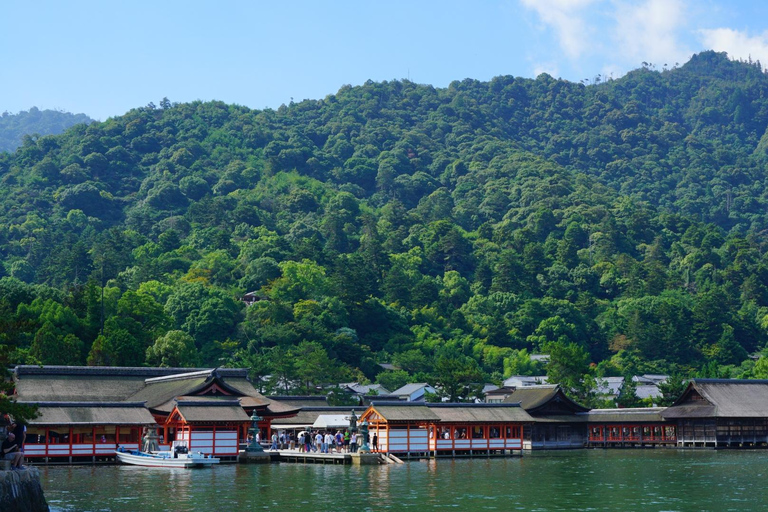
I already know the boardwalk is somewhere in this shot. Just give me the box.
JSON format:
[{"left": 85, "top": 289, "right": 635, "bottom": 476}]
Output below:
[{"left": 275, "top": 450, "right": 351, "bottom": 464}]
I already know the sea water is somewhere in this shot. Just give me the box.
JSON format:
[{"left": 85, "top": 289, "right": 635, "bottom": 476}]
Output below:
[{"left": 42, "top": 450, "right": 767, "bottom": 511}]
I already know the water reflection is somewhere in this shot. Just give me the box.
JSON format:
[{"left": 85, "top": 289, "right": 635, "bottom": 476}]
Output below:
[{"left": 43, "top": 450, "right": 768, "bottom": 511}]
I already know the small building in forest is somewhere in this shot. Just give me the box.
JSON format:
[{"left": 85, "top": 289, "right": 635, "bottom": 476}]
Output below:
[{"left": 661, "top": 379, "right": 768, "bottom": 448}]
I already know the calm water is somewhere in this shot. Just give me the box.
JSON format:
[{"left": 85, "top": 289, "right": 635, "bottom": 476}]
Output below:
[{"left": 42, "top": 450, "right": 767, "bottom": 512}]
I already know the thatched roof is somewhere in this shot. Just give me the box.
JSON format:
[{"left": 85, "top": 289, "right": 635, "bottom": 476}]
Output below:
[
  {"left": 367, "top": 402, "right": 535, "bottom": 423},
  {"left": 582, "top": 408, "right": 667, "bottom": 423},
  {"left": 14, "top": 365, "right": 249, "bottom": 378},
  {"left": 662, "top": 379, "right": 768, "bottom": 419},
  {"left": 128, "top": 376, "right": 210, "bottom": 410},
  {"left": 428, "top": 404, "right": 534, "bottom": 423},
  {"left": 15, "top": 374, "right": 146, "bottom": 402},
  {"left": 26, "top": 402, "right": 156, "bottom": 426},
  {"left": 174, "top": 400, "right": 251, "bottom": 423},
  {"left": 13, "top": 366, "right": 249, "bottom": 402},
  {"left": 368, "top": 403, "right": 440, "bottom": 422},
  {"left": 14, "top": 365, "right": 297, "bottom": 419},
  {"left": 502, "top": 385, "right": 589, "bottom": 414}
]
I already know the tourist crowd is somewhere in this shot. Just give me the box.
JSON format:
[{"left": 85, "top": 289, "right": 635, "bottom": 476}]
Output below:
[{"left": 256, "top": 430, "right": 380, "bottom": 453}]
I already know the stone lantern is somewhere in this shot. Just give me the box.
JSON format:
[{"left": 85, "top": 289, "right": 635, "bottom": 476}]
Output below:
[
  {"left": 246, "top": 410, "right": 264, "bottom": 453},
  {"left": 359, "top": 418, "right": 371, "bottom": 453}
]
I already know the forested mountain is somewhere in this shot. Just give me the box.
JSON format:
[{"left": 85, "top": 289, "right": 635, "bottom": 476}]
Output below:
[
  {"left": 0, "top": 107, "right": 93, "bottom": 153},
  {"left": 3, "top": 51, "right": 768, "bottom": 403}
]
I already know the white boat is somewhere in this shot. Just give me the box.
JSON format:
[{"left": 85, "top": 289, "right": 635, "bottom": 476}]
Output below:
[{"left": 116, "top": 442, "right": 220, "bottom": 468}]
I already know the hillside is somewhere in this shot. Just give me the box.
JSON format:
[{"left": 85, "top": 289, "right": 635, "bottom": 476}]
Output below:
[
  {"left": 0, "top": 107, "right": 93, "bottom": 153},
  {"left": 2, "top": 52, "right": 768, "bottom": 403}
]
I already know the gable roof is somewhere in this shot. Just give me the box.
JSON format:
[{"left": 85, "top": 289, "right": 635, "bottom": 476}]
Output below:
[
  {"left": 28, "top": 402, "right": 156, "bottom": 426},
  {"left": 427, "top": 403, "right": 534, "bottom": 423},
  {"left": 364, "top": 402, "right": 535, "bottom": 423},
  {"left": 662, "top": 379, "right": 768, "bottom": 419},
  {"left": 390, "top": 383, "right": 434, "bottom": 396},
  {"left": 13, "top": 365, "right": 250, "bottom": 402},
  {"left": 501, "top": 385, "right": 589, "bottom": 414},
  {"left": 172, "top": 400, "right": 251, "bottom": 423},
  {"left": 343, "top": 383, "right": 391, "bottom": 395},
  {"left": 366, "top": 403, "right": 440, "bottom": 422},
  {"left": 14, "top": 365, "right": 297, "bottom": 419}
]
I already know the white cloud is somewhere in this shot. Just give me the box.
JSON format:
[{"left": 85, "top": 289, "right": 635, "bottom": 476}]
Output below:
[
  {"left": 533, "top": 62, "right": 560, "bottom": 78},
  {"left": 612, "top": 0, "right": 691, "bottom": 68},
  {"left": 521, "top": 0, "right": 601, "bottom": 58},
  {"left": 700, "top": 28, "right": 768, "bottom": 66}
]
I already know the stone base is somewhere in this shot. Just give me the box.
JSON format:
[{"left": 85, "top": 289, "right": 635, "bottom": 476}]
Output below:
[
  {"left": 239, "top": 450, "right": 272, "bottom": 463},
  {"left": 0, "top": 467, "right": 49, "bottom": 512},
  {"left": 350, "top": 453, "right": 379, "bottom": 466}
]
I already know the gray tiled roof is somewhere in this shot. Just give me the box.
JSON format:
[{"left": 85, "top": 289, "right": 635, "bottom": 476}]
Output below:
[
  {"left": 663, "top": 379, "right": 768, "bottom": 418},
  {"left": 390, "top": 383, "right": 434, "bottom": 396}
]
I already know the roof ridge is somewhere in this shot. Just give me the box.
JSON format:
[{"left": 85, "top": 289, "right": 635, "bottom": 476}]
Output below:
[
  {"left": 144, "top": 369, "right": 215, "bottom": 384},
  {"left": 14, "top": 365, "right": 248, "bottom": 378},
  {"left": 19, "top": 401, "right": 148, "bottom": 407}
]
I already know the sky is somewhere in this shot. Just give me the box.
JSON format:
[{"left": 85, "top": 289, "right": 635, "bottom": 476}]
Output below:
[{"left": 2, "top": 0, "right": 768, "bottom": 121}]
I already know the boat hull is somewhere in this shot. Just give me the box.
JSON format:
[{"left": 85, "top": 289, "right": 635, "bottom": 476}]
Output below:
[{"left": 115, "top": 450, "right": 220, "bottom": 468}]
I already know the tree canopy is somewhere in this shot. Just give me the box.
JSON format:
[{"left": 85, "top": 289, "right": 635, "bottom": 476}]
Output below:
[{"left": 2, "top": 53, "right": 768, "bottom": 401}]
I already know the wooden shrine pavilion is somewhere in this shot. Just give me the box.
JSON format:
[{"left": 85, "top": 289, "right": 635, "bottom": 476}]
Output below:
[
  {"left": 12, "top": 365, "right": 298, "bottom": 462},
  {"left": 358, "top": 402, "right": 533, "bottom": 456},
  {"left": 661, "top": 379, "right": 768, "bottom": 448},
  {"left": 585, "top": 408, "right": 676, "bottom": 447},
  {"left": 502, "top": 385, "right": 589, "bottom": 449}
]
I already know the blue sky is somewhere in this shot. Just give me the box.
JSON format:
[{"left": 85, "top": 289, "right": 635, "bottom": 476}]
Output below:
[{"left": 2, "top": 0, "right": 768, "bottom": 121}]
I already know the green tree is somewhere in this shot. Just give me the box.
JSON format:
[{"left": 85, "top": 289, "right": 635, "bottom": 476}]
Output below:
[
  {"left": 146, "top": 330, "right": 200, "bottom": 367},
  {"left": 432, "top": 348, "right": 485, "bottom": 402},
  {"left": 657, "top": 375, "right": 687, "bottom": 406},
  {"left": 616, "top": 377, "right": 643, "bottom": 408}
]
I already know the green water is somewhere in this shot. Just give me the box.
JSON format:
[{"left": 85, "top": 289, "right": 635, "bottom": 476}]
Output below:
[{"left": 42, "top": 450, "right": 767, "bottom": 511}]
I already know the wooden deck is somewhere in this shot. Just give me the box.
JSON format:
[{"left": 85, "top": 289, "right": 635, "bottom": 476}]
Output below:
[{"left": 275, "top": 450, "right": 352, "bottom": 464}]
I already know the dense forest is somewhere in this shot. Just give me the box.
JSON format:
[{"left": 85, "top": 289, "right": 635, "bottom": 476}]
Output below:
[
  {"left": 0, "top": 107, "right": 93, "bottom": 153},
  {"left": 3, "top": 51, "right": 768, "bottom": 405}
]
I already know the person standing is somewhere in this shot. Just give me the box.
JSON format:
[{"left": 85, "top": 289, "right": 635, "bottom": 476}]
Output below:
[
  {"left": 372, "top": 433, "right": 378, "bottom": 452},
  {"left": 335, "top": 431, "right": 343, "bottom": 453},
  {"left": 350, "top": 431, "right": 358, "bottom": 453},
  {"left": 270, "top": 432, "right": 278, "bottom": 451}
]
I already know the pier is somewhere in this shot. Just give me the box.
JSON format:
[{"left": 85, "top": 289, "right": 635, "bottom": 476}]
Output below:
[{"left": 276, "top": 450, "right": 350, "bottom": 464}]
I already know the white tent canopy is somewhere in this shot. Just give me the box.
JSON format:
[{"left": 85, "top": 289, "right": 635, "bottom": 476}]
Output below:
[{"left": 312, "top": 414, "right": 351, "bottom": 429}]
